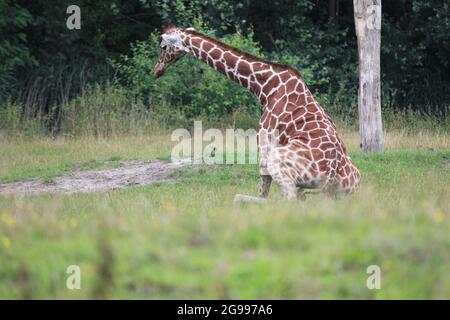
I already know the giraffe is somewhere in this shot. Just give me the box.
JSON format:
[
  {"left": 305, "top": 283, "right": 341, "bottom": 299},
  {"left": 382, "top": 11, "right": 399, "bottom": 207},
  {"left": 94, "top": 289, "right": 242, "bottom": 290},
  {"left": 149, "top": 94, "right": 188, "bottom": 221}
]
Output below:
[{"left": 154, "top": 21, "right": 361, "bottom": 199}]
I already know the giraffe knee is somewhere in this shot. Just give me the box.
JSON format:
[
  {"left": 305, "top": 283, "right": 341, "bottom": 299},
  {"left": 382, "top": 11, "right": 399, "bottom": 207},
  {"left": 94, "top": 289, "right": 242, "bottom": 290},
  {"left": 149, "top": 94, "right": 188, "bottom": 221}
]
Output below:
[{"left": 281, "top": 185, "right": 297, "bottom": 199}]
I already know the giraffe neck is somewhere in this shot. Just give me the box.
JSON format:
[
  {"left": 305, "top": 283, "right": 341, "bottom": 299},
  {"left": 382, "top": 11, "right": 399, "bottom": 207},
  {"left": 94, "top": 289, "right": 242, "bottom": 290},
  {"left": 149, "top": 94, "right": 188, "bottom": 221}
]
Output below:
[{"left": 182, "top": 31, "right": 277, "bottom": 105}]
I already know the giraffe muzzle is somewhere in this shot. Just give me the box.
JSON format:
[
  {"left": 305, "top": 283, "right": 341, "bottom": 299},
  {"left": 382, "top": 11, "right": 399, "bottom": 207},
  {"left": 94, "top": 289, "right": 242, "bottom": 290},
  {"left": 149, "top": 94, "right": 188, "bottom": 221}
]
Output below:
[{"left": 153, "top": 63, "right": 165, "bottom": 78}]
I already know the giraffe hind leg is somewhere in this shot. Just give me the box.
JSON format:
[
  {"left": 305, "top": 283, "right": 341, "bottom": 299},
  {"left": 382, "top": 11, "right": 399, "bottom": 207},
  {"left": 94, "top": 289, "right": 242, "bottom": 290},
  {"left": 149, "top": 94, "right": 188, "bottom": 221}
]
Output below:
[
  {"left": 297, "top": 187, "right": 307, "bottom": 200},
  {"left": 266, "top": 144, "right": 324, "bottom": 200},
  {"left": 269, "top": 173, "right": 298, "bottom": 200}
]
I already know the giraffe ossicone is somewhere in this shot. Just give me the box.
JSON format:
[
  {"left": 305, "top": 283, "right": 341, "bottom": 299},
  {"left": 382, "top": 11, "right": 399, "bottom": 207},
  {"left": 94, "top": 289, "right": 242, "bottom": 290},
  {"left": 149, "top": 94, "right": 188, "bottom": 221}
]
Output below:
[{"left": 154, "top": 22, "right": 361, "bottom": 200}]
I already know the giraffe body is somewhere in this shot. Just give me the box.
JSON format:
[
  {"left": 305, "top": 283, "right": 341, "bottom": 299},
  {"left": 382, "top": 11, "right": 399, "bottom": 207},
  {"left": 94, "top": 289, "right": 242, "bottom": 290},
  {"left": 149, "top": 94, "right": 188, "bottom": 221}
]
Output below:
[{"left": 154, "top": 23, "right": 361, "bottom": 199}]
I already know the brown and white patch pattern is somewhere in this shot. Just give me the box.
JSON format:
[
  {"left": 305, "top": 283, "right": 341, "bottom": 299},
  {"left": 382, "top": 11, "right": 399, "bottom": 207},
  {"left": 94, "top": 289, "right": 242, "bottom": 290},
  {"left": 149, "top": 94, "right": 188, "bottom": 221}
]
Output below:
[{"left": 156, "top": 28, "right": 361, "bottom": 199}]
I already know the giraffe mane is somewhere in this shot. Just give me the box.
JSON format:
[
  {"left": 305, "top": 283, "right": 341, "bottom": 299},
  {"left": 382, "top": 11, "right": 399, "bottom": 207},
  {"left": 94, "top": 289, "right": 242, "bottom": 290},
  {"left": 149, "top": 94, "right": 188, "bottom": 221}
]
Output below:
[{"left": 183, "top": 29, "right": 304, "bottom": 80}]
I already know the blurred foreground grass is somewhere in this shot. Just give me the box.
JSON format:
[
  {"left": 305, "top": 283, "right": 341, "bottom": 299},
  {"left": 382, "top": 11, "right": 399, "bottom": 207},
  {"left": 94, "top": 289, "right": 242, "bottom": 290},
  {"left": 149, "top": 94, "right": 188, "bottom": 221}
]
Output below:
[{"left": 0, "top": 129, "right": 449, "bottom": 299}]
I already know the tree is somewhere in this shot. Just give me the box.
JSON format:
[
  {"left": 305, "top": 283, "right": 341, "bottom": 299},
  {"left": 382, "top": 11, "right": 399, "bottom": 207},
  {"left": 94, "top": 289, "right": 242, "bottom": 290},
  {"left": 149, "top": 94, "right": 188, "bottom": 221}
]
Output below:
[
  {"left": 0, "top": 1, "right": 36, "bottom": 101},
  {"left": 353, "top": 0, "right": 383, "bottom": 152}
]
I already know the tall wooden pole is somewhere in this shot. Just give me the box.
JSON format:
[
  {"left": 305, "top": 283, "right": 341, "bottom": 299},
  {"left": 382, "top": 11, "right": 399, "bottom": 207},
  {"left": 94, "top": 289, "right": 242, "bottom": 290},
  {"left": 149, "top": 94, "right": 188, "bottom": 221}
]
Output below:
[{"left": 354, "top": 0, "right": 383, "bottom": 152}]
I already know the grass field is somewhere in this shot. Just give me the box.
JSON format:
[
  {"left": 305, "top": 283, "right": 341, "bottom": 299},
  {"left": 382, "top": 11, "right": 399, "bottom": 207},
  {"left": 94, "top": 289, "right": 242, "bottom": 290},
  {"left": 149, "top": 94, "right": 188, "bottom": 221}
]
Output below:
[{"left": 0, "top": 128, "right": 449, "bottom": 299}]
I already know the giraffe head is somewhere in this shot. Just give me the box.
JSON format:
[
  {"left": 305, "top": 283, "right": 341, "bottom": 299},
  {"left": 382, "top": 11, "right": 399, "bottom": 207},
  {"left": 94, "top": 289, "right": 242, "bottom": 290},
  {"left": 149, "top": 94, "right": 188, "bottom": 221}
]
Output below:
[{"left": 154, "top": 20, "right": 192, "bottom": 78}]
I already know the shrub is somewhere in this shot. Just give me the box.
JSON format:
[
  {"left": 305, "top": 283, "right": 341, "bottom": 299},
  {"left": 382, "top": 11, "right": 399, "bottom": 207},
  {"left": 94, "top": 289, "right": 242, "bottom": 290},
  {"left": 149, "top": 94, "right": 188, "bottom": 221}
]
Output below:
[{"left": 60, "top": 84, "right": 163, "bottom": 137}]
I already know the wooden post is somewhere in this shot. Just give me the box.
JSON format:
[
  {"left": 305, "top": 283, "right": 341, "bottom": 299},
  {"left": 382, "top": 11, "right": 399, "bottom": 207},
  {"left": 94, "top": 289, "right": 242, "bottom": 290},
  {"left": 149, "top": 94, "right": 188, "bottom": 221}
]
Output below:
[{"left": 354, "top": 0, "right": 383, "bottom": 152}]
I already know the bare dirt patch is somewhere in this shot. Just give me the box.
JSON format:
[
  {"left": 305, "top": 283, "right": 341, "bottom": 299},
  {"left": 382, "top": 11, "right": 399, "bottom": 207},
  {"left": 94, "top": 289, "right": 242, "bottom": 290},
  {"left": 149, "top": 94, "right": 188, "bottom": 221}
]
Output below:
[{"left": 0, "top": 160, "right": 189, "bottom": 196}]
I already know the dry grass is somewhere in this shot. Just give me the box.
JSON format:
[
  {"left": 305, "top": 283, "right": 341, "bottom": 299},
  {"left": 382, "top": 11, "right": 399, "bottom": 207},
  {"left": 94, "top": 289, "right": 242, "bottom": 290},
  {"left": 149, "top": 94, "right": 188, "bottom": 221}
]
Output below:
[
  {"left": 338, "top": 128, "right": 450, "bottom": 151},
  {"left": 0, "top": 133, "right": 173, "bottom": 183}
]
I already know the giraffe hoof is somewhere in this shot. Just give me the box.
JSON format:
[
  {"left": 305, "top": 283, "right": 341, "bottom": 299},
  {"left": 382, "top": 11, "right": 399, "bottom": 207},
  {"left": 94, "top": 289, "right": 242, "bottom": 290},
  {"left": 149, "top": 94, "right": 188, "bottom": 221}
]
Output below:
[{"left": 233, "top": 194, "right": 267, "bottom": 204}]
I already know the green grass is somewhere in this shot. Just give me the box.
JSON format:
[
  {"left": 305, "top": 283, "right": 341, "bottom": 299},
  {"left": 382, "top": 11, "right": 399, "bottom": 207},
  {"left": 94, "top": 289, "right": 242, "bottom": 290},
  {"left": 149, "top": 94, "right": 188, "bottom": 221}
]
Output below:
[{"left": 0, "top": 130, "right": 449, "bottom": 299}]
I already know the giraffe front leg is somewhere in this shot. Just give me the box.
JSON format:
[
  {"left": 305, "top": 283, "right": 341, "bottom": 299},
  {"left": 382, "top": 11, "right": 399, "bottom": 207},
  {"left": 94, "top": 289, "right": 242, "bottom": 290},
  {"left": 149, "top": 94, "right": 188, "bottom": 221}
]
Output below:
[
  {"left": 258, "top": 146, "right": 272, "bottom": 198},
  {"left": 233, "top": 168, "right": 271, "bottom": 204},
  {"left": 259, "top": 175, "right": 272, "bottom": 198}
]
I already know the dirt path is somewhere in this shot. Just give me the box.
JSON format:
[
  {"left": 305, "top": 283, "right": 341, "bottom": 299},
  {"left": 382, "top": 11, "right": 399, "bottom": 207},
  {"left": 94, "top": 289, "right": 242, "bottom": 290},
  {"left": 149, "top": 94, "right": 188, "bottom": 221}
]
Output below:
[{"left": 0, "top": 160, "right": 190, "bottom": 196}]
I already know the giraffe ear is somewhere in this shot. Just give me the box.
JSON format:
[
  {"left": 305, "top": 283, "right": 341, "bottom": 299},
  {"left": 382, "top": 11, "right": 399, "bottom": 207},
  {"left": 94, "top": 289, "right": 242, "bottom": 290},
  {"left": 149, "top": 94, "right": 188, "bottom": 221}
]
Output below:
[{"left": 185, "top": 27, "right": 195, "bottom": 31}]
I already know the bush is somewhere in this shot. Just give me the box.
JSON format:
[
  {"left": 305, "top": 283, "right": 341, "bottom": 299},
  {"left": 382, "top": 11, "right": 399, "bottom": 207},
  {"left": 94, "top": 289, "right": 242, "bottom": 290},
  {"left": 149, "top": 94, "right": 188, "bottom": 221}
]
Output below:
[
  {"left": 0, "top": 100, "right": 48, "bottom": 136},
  {"left": 60, "top": 84, "right": 164, "bottom": 137}
]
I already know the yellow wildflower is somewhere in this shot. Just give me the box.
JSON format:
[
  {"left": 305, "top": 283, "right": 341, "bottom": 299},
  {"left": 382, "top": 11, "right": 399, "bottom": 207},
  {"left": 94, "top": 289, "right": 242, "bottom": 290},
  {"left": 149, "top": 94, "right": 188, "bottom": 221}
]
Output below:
[
  {"left": 432, "top": 210, "right": 445, "bottom": 223},
  {"left": 382, "top": 259, "right": 392, "bottom": 271},
  {"left": 1, "top": 237, "right": 11, "bottom": 248},
  {"left": 1, "top": 212, "right": 16, "bottom": 228},
  {"left": 69, "top": 218, "right": 79, "bottom": 228}
]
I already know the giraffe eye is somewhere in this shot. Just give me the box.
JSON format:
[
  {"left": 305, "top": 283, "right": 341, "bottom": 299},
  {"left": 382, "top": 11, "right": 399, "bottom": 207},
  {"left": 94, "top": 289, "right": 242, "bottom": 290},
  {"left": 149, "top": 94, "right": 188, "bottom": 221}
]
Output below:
[{"left": 160, "top": 44, "right": 167, "bottom": 50}]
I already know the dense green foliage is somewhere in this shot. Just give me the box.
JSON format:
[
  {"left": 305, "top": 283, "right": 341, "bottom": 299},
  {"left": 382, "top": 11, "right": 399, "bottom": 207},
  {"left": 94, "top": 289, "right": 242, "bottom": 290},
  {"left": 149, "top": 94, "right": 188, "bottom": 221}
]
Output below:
[
  {"left": 0, "top": 0, "right": 449, "bottom": 131},
  {"left": 0, "top": 1, "right": 36, "bottom": 101}
]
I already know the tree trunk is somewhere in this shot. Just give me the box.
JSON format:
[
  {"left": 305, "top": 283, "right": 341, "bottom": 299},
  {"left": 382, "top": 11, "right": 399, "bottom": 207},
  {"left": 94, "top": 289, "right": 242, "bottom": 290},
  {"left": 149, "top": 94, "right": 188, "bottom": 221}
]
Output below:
[{"left": 353, "top": 0, "right": 383, "bottom": 152}]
